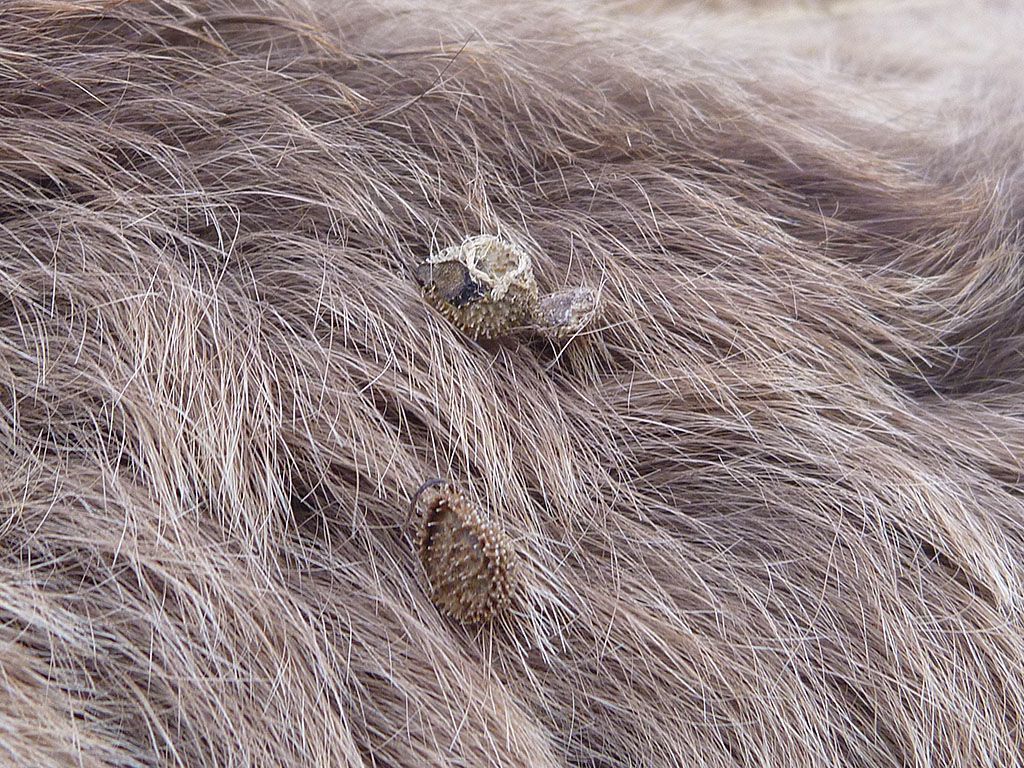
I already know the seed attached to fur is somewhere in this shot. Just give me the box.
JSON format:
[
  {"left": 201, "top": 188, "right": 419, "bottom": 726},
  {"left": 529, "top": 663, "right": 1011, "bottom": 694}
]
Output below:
[
  {"left": 416, "top": 235, "right": 602, "bottom": 341},
  {"left": 409, "top": 480, "right": 519, "bottom": 623},
  {"left": 415, "top": 235, "right": 539, "bottom": 339},
  {"left": 535, "top": 285, "right": 603, "bottom": 339},
  {"left": 412, "top": 260, "right": 486, "bottom": 308}
]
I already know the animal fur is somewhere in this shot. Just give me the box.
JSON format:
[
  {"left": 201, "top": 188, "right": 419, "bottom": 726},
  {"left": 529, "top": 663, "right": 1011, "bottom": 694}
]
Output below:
[{"left": 2, "top": 0, "right": 1024, "bottom": 765}]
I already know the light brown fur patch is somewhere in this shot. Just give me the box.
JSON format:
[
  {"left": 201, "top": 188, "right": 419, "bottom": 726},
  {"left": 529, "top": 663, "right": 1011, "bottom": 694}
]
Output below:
[{"left": 2, "top": 0, "right": 1024, "bottom": 766}]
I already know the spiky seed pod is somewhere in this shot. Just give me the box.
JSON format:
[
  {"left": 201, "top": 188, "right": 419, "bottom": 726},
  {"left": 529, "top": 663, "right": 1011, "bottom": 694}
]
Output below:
[
  {"left": 535, "top": 286, "right": 603, "bottom": 339},
  {"left": 410, "top": 481, "right": 519, "bottom": 623},
  {"left": 415, "top": 235, "right": 539, "bottom": 339}
]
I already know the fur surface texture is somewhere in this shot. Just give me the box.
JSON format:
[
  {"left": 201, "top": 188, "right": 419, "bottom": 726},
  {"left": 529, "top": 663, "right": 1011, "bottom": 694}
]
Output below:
[{"left": 2, "top": 0, "right": 1024, "bottom": 765}]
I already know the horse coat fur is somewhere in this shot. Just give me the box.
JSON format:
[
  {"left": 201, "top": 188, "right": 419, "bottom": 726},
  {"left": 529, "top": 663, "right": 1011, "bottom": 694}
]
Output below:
[{"left": 2, "top": 0, "right": 1024, "bottom": 765}]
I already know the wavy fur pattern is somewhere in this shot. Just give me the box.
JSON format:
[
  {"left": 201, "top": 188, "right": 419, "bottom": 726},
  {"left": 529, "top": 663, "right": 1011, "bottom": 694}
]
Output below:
[{"left": 2, "top": 0, "right": 1024, "bottom": 766}]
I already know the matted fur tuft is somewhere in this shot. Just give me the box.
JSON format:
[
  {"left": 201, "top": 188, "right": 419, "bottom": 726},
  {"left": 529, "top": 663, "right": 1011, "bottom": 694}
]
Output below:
[{"left": 2, "top": 0, "right": 1024, "bottom": 766}]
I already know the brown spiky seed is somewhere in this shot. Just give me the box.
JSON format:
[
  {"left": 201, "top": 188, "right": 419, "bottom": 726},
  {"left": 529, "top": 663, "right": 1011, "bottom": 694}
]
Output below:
[
  {"left": 413, "top": 483, "right": 518, "bottom": 623},
  {"left": 535, "top": 286, "right": 602, "bottom": 339},
  {"left": 415, "top": 235, "right": 539, "bottom": 339}
]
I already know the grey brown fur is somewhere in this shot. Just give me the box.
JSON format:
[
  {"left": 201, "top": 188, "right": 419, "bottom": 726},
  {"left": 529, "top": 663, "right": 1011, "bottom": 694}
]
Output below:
[{"left": 2, "top": 0, "right": 1024, "bottom": 766}]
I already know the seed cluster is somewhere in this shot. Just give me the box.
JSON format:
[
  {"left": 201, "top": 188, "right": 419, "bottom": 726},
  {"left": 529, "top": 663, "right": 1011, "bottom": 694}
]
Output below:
[
  {"left": 411, "top": 481, "right": 519, "bottom": 623},
  {"left": 415, "top": 234, "right": 601, "bottom": 340}
]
